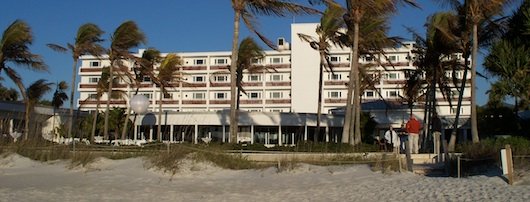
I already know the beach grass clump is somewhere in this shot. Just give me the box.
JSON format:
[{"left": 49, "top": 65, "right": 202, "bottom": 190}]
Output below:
[
  {"left": 13, "top": 140, "right": 71, "bottom": 162},
  {"left": 69, "top": 152, "right": 96, "bottom": 168},
  {"left": 144, "top": 145, "right": 194, "bottom": 175},
  {"left": 194, "top": 150, "right": 260, "bottom": 170}
]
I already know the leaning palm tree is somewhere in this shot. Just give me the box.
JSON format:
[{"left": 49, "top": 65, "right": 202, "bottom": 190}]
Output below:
[
  {"left": 342, "top": 0, "right": 418, "bottom": 145},
  {"left": 47, "top": 23, "right": 105, "bottom": 141},
  {"left": 229, "top": 0, "right": 320, "bottom": 143},
  {"left": 236, "top": 37, "right": 266, "bottom": 109},
  {"left": 51, "top": 81, "right": 69, "bottom": 135},
  {"left": 0, "top": 20, "right": 47, "bottom": 139},
  {"left": 298, "top": 1, "right": 344, "bottom": 141},
  {"left": 104, "top": 21, "right": 146, "bottom": 140},
  {"left": 25, "top": 79, "right": 53, "bottom": 139},
  {"left": 152, "top": 54, "right": 182, "bottom": 141}
]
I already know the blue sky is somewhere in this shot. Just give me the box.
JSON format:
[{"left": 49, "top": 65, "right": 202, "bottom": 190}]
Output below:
[{"left": 1, "top": 0, "right": 498, "bottom": 107}]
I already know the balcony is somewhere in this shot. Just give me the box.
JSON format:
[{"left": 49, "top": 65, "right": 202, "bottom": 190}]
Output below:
[
  {"left": 265, "top": 81, "right": 291, "bottom": 87},
  {"left": 265, "top": 99, "right": 291, "bottom": 104},
  {"left": 182, "top": 100, "right": 207, "bottom": 105}
]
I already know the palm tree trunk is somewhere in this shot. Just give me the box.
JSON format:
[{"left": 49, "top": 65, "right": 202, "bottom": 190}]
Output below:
[
  {"left": 104, "top": 62, "right": 114, "bottom": 140},
  {"left": 158, "top": 89, "right": 163, "bottom": 141},
  {"left": 470, "top": 24, "right": 479, "bottom": 143},
  {"left": 448, "top": 57, "right": 469, "bottom": 152},
  {"left": 24, "top": 101, "right": 31, "bottom": 140},
  {"left": 91, "top": 100, "right": 100, "bottom": 143},
  {"left": 121, "top": 87, "right": 139, "bottom": 140},
  {"left": 67, "top": 59, "right": 78, "bottom": 143},
  {"left": 316, "top": 52, "right": 325, "bottom": 142},
  {"left": 352, "top": 20, "right": 361, "bottom": 145},
  {"left": 229, "top": 8, "right": 241, "bottom": 143}
]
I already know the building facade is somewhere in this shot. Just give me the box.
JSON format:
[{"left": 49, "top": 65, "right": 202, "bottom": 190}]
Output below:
[{"left": 77, "top": 23, "right": 471, "bottom": 144}]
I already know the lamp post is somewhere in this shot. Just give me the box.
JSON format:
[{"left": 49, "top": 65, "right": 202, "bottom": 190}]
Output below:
[{"left": 130, "top": 94, "right": 149, "bottom": 143}]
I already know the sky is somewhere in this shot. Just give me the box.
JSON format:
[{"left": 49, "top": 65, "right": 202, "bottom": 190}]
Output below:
[{"left": 0, "top": 0, "right": 504, "bottom": 108}]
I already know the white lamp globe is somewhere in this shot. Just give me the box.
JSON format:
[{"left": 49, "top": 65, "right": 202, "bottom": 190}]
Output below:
[{"left": 130, "top": 94, "right": 149, "bottom": 114}]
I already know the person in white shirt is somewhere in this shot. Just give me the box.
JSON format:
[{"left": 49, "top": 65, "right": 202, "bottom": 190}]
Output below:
[{"left": 384, "top": 126, "right": 400, "bottom": 153}]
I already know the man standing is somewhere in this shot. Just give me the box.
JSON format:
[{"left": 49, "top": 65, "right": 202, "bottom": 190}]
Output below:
[
  {"left": 384, "top": 126, "right": 399, "bottom": 153},
  {"left": 406, "top": 115, "right": 421, "bottom": 154}
]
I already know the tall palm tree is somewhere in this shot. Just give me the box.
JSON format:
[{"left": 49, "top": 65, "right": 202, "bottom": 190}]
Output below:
[
  {"left": 0, "top": 20, "right": 47, "bottom": 139},
  {"left": 120, "top": 48, "right": 160, "bottom": 140},
  {"left": 0, "top": 83, "right": 19, "bottom": 101},
  {"left": 104, "top": 21, "right": 146, "bottom": 140},
  {"left": 25, "top": 79, "right": 53, "bottom": 139},
  {"left": 298, "top": 1, "right": 344, "bottom": 141},
  {"left": 153, "top": 53, "right": 182, "bottom": 141},
  {"left": 229, "top": 0, "right": 320, "bottom": 143},
  {"left": 91, "top": 66, "right": 125, "bottom": 142},
  {"left": 47, "top": 23, "right": 105, "bottom": 141},
  {"left": 438, "top": 0, "right": 513, "bottom": 144},
  {"left": 342, "top": 0, "right": 418, "bottom": 145},
  {"left": 51, "top": 81, "right": 68, "bottom": 135}
]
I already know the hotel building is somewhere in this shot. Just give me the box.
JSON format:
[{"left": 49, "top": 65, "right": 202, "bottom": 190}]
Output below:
[{"left": 75, "top": 23, "right": 471, "bottom": 144}]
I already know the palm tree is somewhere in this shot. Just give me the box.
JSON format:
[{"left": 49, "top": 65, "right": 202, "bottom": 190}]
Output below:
[
  {"left": 229, "top": 0, "right": 319, "bottom": 143},
  {"left": 439, "top": 0, "right": 513, "bottom": 144},
  {"left": 484, "top": 40, "right": 530, "bottom": 110},
  {"left": 0, "top": 20, "right": 47, "bottom": 139},
  {"left": 0, "top": 83, "right": 19, "bottom": 101},
  {"left": 91, "top": 66, "right": 125, "bottom": 142},
  {"left": 153, "top": 53, "right": 182, "bottom": 141},
  {"left": 47, "top": 23, "right": 105, "bottom": 142},
  {"left": 51, "top": 81, "right": 69, "bottom": 135},
  {"left": 120, "top": 48, "right": 160, "bottom": 140},
  {"left": 236, "top": 37, "right": 266, "bottom": 109},
  {"left": 25, "top": 79, "right": 53, "bottom": 139},
  {"left": 298, "top": 1, "right": 344, "bottom": 141},
  {"left": 342, "top": 0, "right": 418, "bottom": 145},
  {"left": 104, "top": 21, "right": 146, "bottom": 140}
]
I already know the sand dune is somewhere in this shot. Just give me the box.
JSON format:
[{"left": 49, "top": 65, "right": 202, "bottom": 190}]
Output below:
[{"left": 0, "top": 154, "right": 528, "bottom": 202}]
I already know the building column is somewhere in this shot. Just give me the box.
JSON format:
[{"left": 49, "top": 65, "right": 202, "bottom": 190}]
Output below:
[
  {"left": 149, "top": 126, "right": 153, "bottom": 142},
  {"left": 250, "top": 124, "right": 254, "bottom": 144},
  {"left": 9, "top": 119, "right": 13, "bottom": 134},
  {"left": 325, "top": 126, "right": 329, "bottom": 143},
  {"left": 194, "top": 124, "right": 198, "bottom": 144},
  {"left": 278, "top": 125, "right": 282, "bottom": 146},
  {"left": 134, "top": 125, "right": 138, "bottom": 141},
  {"left": 169, "top": 125, "right": 174, "bottom": 143},
  {"left": 304, "top": 124, "right": 308, "bottom": 141},
  {"left": 222, "top": 124, "right": 226, "bottom": 143}
]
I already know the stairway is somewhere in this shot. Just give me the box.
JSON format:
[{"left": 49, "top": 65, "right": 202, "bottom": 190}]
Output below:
[{"left": 407, "top": 153, "right": 446, "bottom": 175}]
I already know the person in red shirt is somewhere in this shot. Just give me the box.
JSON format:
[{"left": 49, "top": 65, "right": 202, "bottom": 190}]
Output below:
[{"left": 406, "top": 115, "right": 421, "bottom": 154}]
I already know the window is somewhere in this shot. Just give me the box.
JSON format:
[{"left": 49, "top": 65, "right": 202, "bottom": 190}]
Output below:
[
  {"left": 215, "top": 92, "right": 226, "bottom": 99},
  {"left": 270, "top": 109, "right": 283, "bottom": 112},
  {"left": 365, "top": 56, "right": 373, "bottom": 62},
  {"left": 365, "top": 91, "right": 375, "bottom": 98},
  {"left": 252, "top": 58, "right": 262, "bottom": 64},
  {"left": 329, "top": 56, "right": 340, "bottom": 63},
  {"left": 163, "top": 93, "right": 172, "bottom": 99},
  {"left": 142, "top": 93, "right": 152, "bottom": 99},
  {"left": 383, "top": 73, "right": 399, "bottom": 80},
  {"left": 329, "top": 74, "right": 341, "bottom": 80},
  {"left": 194, "top": 59, "right": 205, "bottom": 65},
  {"left": 270, "top": 74, "right": 283, "bottom": 81},
  {"left": 388, "top": 55, "right": 398, "bottom": 62},
  {"left": 450, "top": 107, "right": 463, "bottom": 114},
  {"left": 386, "top": 90, "right": 399, "bottom": 98},
  {"left": 192, "top": 92, "right": 205, "bottom": 100},
  {"left": 88, "top": 94, "right": 98, "bottom": 100},
  {"left": 90, "top": 61, "right": 100, "bottom": 67},
  {"left": 214, "top": 75, "right": 228, "bottom": 82},
  {"left": 142, "top": 76, "right": 151, "bottom": 82},
  {"left": 193, "top": 76, "right": 205, "bottom": 82},
  {"left": 249, "top": 92, "right": 261, "bottom": 99},
  {"left": 270, "top": 92, "right": 283, "bottom": 99},
  {"left": 270, "top": 57, "right": 283, "bottom": 64},
  {"left": 215, "top": 59, "right": 227, "bottom": 65},
  {"left": 249, "top": 75, "right": 261, "bottom": 82},
  {"left": 328, "top": 91, "right": 341, "bottom": 98},
  {"left": 89, "top": 77, "right": 99, "bottom": 83}
]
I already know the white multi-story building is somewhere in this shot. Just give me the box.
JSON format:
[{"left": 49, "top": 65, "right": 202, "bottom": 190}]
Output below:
[{"left": 76, "top": 23, "right": 471, "bottom": 144}]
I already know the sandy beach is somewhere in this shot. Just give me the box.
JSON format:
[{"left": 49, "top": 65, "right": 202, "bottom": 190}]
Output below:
[{"left": 0, "top": 154, "right": 528, "bottom": 202}]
